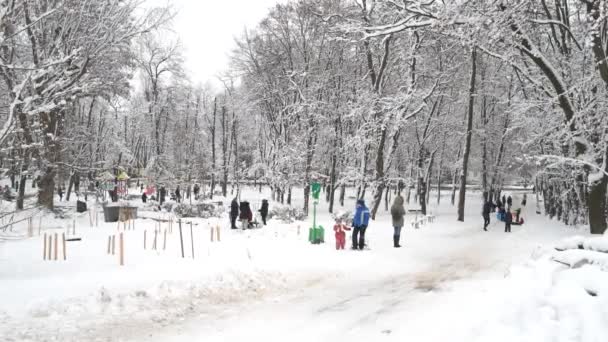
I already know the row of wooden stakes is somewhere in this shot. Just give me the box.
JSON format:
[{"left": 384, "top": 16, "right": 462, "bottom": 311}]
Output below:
[
  {"left": 107, "top": 233, "right": 125, "bottom": 266},
  {"left": 42, "top": 233, "right": 66, "bottom": 261}
]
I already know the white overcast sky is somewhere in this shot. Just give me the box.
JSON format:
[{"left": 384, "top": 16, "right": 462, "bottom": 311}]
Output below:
[{"left": 147, "top": 0, "right": 284, "bottom": 88}]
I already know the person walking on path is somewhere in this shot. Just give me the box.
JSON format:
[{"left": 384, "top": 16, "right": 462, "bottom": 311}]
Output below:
[
  {"left": 141, "top": 192, "right": 147, "bottom": 203},
  {"left": 505, "top": 207, "right": 512, "bottom": 233},
  {"left": 230, "top": 198, "right": 239, "bottom": 229},
  {"left": 352, "top": 199, "right": 370, "bottom": 250},
  {"left": 482, "top": 199, "right": 492, "bottom": 231},
  {"left": 259, "top": 199, "right": 269, "bottom": 225},
  {"left": 507, "top": 195, "right": 512, "bottom": 207},
  {"left": 333, "top": 218, "right": 351, "bottom": 250},
  {"left": 521, "top": 193, "right": 527, "bottom": 207},
  {"left": 390, "top": 195, "right": 406, "bottom": 248}
]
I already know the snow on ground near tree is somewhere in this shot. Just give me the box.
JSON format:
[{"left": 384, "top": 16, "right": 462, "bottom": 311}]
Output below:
[{"left": 1, "top": 186, "right": 607, "bottom": 342}]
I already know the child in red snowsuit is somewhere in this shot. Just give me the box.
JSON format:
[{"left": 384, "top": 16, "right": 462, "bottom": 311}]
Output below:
[{"left": 333, "top": 219, "right": 351, "bottom": 250}]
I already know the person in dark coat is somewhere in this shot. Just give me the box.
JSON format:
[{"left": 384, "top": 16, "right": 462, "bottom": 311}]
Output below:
[
  {"left": 159, "top": 186, "right": 167, "bottom": 205},
  {"left": 58, "top": 186, "right": 64, "bottom": 201},
  {"left": 390, "top": 195, "right": 405, "bottom": 247},
  {"left": 259, "top": 199, "right": 269, "bottom": 225},
  {"left": 521, "top": 193, "right": 527, "bottom": 207},
  {"left": 230, "top": 198, "right": 239, "bottom": 229},
  {"left": 482, "top": 200, "right": 492, "bottom": 231},
  {"left": 193, "top": 184, "right": 200, "bottom": 199},
  {"left": 501, "top": 195, "right": 506, "bottom": 207},
  {"left": 507, "top": 195, "right": 512, "bottom": 207},
  {"left": 175, "top": 186, "right": 181, "bottom": 203},
  {"left": 141, "top": 192, "right": 147, "bottom": 203},
  {"left": 239, "top": 201, "right": 253, "bottom": 230},
  {"left": 505, "top": 207, "right": 512, "bottom": 233}
]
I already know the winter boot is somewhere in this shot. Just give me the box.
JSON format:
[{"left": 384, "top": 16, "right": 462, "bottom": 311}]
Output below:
[{"left": 393, "top": 235, "right": 401, "bottom": 248}]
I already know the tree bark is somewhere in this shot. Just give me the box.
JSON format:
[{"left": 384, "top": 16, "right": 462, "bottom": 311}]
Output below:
[{"left": 457, "top": 48, "right": 477, "bottom": 221}]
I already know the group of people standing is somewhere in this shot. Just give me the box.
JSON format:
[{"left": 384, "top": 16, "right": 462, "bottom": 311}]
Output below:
[
  {"left": 482, "top": 193, "right": 527, "bottom": 233},
  {"left": 333, "top": 195, "right": 406, "bottom": 250},
  {"left": 230, "top": 198, "right": 269, "bottom": 230}
]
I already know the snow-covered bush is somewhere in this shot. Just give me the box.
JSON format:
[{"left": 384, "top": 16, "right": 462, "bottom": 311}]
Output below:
[
  {"left": 269, "top": 204, "right": 306, "bottom": 223},
  {"left": 171, "top": 202, "right": 224, "bottom": 218},
  {"left": 173, "top": 203, "right": 197, "bottom": 217}
]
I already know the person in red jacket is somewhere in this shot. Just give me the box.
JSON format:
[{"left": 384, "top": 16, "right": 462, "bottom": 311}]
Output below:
[{"left": 333, "top": 218, "right": 351, "bottom": 250}]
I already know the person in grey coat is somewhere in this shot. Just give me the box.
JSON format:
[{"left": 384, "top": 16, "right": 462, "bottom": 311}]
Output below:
[{"left": 390, "top": 195, "right": 406, "bottom": 248}]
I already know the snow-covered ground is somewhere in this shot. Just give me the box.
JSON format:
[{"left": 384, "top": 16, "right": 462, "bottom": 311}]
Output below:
[{"left": 1, "top": 186, "right": 607, "bottom": 342}]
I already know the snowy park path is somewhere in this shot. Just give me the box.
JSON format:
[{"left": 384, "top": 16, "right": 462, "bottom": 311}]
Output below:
[{"left": 137, "top": 210, "right": 571, "bottom": 342}]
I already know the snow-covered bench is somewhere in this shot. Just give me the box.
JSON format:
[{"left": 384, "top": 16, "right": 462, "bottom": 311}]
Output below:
[{"left": 552, "top": 236, "right": 608, "bottom": 296}]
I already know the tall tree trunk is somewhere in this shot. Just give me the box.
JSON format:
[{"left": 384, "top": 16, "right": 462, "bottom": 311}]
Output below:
[
  {"left": 66, "top": 172, "right": 75, "bottom": 202},
  {"left": 329, "top": 154, "right": 337, "bottom": 213},
  {"left": 457, "top": 48, "right": 477, "bottom": 222},
  {"left": 210, "top": 98, "right": 217, "bottom": 199}
]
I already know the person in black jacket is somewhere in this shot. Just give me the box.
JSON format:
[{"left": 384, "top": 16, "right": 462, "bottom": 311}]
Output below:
[
  {"left": 141, "top": 192, "right": 147, "bottom": 203},
  {"left": 230, "top": 198, "right": 239, "bottom": 229},
  {"left": 507, "top": 195, "right": 512, "bottom": 207},
  {"left": 482, "top": 200, "right": 492, "bottom": 231},
  {"left": 175, "top": 186, "right": 181, "bottom": 203},
  {"left": 259, "top": 199, "right": 269, "bottom": 225},
  {"left": 159, "top": 186, "right": 167, "bottom": 205},
  {"left": 505, "top": 207, "right": 512, "bottom": 233}
]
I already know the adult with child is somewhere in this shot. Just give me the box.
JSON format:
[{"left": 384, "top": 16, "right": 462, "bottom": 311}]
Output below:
[
  {"left": 352, "top": 199, "right": 370, "bottom": 250},
  {"left": 390, "top": 195, "right": 405, "bottom": 248}
]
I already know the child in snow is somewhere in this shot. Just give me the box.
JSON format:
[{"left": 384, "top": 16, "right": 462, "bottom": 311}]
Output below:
[{"left": 333, "top": 218, "right": 351, "bottom": 250}]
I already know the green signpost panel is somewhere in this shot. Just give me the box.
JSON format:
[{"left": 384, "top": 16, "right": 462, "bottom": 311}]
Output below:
[{"left": 311, "top": 182, "right": 321, "bottom": 200}]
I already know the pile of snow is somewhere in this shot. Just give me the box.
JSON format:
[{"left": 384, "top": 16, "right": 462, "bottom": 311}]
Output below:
[{"left": 475, "top": 248, "right": 608, "bottom": 342}]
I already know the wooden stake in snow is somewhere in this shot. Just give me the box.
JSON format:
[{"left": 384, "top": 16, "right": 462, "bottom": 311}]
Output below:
[
  {"left": 54, "top": 233, "right": 58, "bottom": 260},
  {"left": 119, "top": 233, "right": 124, "bottom": 266},
  {"left": 210, "top": 223, "right": 214, "bottom": 242},
  {"left": 47, "top": 235, "right": 52, "bottom": 260},
  {"left": 43, "top": 233, "right": 47, "bottom": 260},
  {"left": 107, "top": 236, "right": 112, "bottom": 254},
  {"left": 27, "top": 218, "right": 33, "bottom": 237},
  {"left": 190, "top": 222, "right": 194, "bottom": 258},
  {"left": 178, "top": 219, "right": 184, "bottom": 258},
  {"left": 111, "top": 235, "right": 116, "bottom": 255},
  {"left": 73, "top": 220, "right": 76, "bottom": 235},
  {"left": 163, "top": 229, "right": 167, "bottom": 250},
  {"left": 216, "top": 225, "right": 221, "bottom": 242},
  {"left": 62, "top": 233, "right": 66, "bottom": 260},
  {"left": 153, "top": 229, "right": 158, "bottom": 250}
]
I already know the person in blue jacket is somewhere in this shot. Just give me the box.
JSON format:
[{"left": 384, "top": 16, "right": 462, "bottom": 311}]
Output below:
[{"left": 352, "top": 199, "right": 370, "bottom": 250}]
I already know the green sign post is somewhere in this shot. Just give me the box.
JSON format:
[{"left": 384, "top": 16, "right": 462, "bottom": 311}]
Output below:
[{"left": 308, "top": 182, "right": 324, "bottom": 244}]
